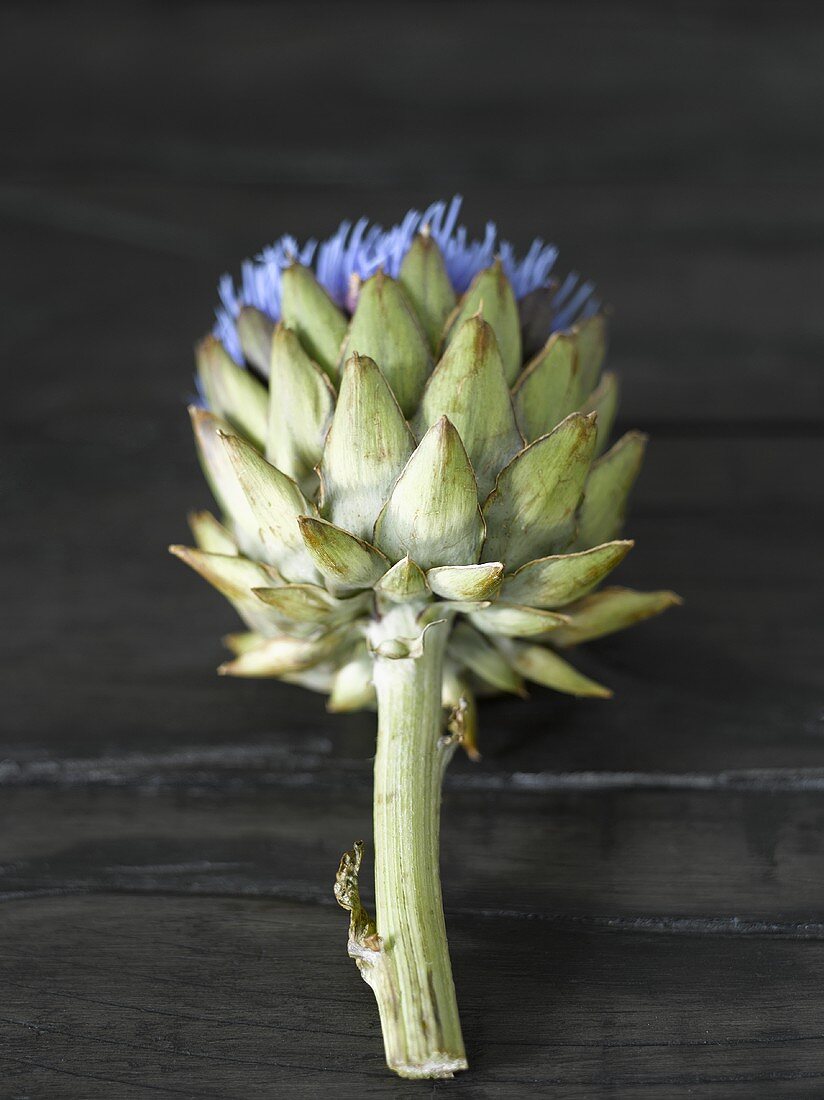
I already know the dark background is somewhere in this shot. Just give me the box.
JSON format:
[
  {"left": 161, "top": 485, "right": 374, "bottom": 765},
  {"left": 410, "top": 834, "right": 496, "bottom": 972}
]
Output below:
[{"left": 2, "top": 2, "right": 823, "bottom": 1096}]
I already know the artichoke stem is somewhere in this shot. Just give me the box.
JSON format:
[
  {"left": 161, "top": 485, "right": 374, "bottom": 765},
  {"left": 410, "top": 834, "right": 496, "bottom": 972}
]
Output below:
[{"left": 343, "top": 608, "right": 467, "bottom": 1079}]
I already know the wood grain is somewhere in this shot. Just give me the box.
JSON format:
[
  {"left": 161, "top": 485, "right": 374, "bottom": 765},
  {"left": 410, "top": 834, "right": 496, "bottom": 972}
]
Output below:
[
  {"left": 4, "top": 784, "right": 824, "bottom": 924},
  {"left": 3, "top": 896, "right": 824, "bottom": 1098}
]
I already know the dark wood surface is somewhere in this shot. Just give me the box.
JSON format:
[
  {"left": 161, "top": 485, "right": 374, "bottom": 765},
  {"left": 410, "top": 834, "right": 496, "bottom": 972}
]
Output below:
[{"left": 2, "top": 3, "right": 823, "bottom": 1096}]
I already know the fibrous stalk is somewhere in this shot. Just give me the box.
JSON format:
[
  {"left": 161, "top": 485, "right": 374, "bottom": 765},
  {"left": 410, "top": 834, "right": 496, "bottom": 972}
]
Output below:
[{"left": 336, "top": 606, "right": 466, "bottom": 1079}]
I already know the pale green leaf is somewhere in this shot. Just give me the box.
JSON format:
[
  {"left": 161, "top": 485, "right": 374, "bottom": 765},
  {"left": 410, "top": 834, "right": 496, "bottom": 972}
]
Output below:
[
  {"left": 550, "top": 586, "right": 682, "bottom": 647},
  {"left": 398, "top": 230, "right": 457, "bottom": 350},
  {"left": 417, "top": 315, "right": 523, "bottom": 498},
  {"left": 223, "top": 631, "right": 261, "bottom": 655},
  {"left": 218, "top": 628, "right": 347, "bottom": 677},
  {"left": 169, "top": 545, "right": 278, "bottom": 602},
  {"left": 266, "top": 324, "right": 335, "bottom": 487},
  {"left": 572, "top": 314, "right": 608, "bottom": 398},
  {"left": 511, "top": 333, "right": 580, "bottom": 443},
  {"left": 237, "top": 306, "right": 275, "bottom": 377},
  {"left": 196, "top": 336, "right": 268, "bottom": 450},
  {"left": 283, "top": 664, "right": 338, "bottom": 694},
  {"left": 169, "top": 545, "right": 282, "bottom": 636},
  {"left": 328, "top": 645, "right": 376, "bottom": 712},
  {"left": 433, "top": 600, "right": 491, "bottom": 616},
  {"left": 339, "top": 271, "right": 432, "bottom": 416},
  {"left": 445, "top": 260, "right": 522, "bottom": 384},
  {"left": 448, "top": 623, "right": 525, "bottom": 696},
  {"left": 373, "top": 416, "right": 484, "bottom": 569},
  {"left": 252, "top": 582, "right": 336, "bottom": 622},
  {"left": 187, "top": 510, "right": 238, "bottom": 556},
  {"left": 374, "top": 555, "right": 429, "bottom": 602},
  {"left": 253, "top": 583, "right": 369, "bottom": 629},
  {"left": 468, "top": 603, "right": 568, "bottom": 638},
  {"left": 299, "top": 516, "right": 389, "bottom": 593},
  {"left": 189, "top": 408, "right": 263, "bottom": 558},
  {"left": 319, "top": 353, "right": 415, "bottom": 539},
  {"left": 507, "top": 641, "right": 612, "bottom": 697},
  {"left": 575, "top": 431, "right": 647, "bottom": 549},
  {"left": 426, "top": 562, "right": 504, "bottom": 601},
  {"left": 502, "top": 540, "right": 633, "bottom": 608},
  {"left": 482, "top": 412, "right": 597, "bottom": 570},
  {"left": 280, "top": 262, "right": 348, "bottom": 382},
  {"left": 221, "top": 432, "right": 319, "bottom": 583}
]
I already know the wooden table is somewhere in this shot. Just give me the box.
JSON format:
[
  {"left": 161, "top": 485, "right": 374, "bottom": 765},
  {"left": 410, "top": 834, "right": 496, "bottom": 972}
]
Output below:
[{"left": 2, "top": 3, "right": 823, "bottom": 1096}]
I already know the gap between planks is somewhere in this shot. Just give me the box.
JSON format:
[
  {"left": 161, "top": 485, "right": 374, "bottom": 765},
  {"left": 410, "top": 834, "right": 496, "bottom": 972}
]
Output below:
[{"left": 3, "top": 747, "right": 824, "bottom": 794}]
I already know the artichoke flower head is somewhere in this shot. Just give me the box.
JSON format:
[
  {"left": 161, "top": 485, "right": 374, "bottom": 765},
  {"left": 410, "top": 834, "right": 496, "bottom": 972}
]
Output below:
[{"left": 172, "top": 196, "right": 679, "bottom": 749}]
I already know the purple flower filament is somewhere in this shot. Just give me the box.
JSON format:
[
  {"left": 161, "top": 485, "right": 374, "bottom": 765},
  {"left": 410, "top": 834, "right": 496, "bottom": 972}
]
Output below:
[{"left": 213, "top": 196, "right": 598, "bottom": 365}]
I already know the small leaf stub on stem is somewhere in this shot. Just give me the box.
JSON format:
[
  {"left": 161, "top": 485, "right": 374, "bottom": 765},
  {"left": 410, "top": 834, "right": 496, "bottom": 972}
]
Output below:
[
  {"left": 334, "top": 840, "right": 382, "bottom": 960},
  {"left": 444, "top": 693, "right": 481, "bottom": 761}
]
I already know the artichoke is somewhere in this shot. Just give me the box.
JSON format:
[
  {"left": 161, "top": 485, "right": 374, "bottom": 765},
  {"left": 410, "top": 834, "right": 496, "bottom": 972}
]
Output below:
[{"left": 171, "top": 196, "right": 679, "bottom": 1079}]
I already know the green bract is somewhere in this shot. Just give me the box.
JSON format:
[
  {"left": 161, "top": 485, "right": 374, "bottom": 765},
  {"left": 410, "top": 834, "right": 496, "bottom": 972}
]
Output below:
[{"left": 180, "top": 235, "right": 679, "bottom": 716}]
